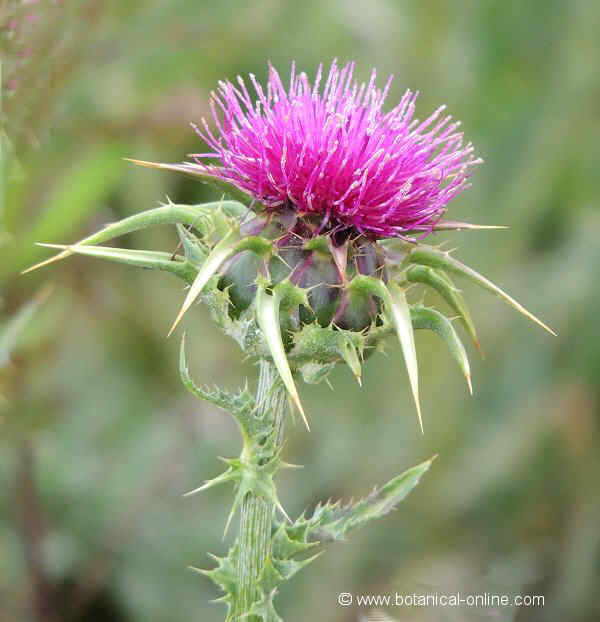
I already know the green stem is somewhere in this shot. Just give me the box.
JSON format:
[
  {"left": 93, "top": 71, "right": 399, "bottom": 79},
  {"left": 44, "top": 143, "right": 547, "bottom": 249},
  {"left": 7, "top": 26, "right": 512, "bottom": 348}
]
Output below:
[{"left": 232, "top": 360, "right": 287, "bottom": 620}]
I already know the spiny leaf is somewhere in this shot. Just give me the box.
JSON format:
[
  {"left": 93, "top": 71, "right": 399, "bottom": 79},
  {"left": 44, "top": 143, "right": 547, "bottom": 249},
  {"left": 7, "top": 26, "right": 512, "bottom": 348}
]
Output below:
[
  {"left": 271, "top": 523, "right": 317, "bottom": 560},
  {"left": 191, "top": 544, "right": 239, "bottom": 598},
  {"left": 179, "top": 334, "right": 257, "bottom": 432},
  {"left": 183, "top": 465, "right": 240, "bottom": 497},
  {"left": 406, "top": 264, "right": 480, "bottom": 351},
  {"left": 243, "top": 587, "right": 283, "bottom": 622},
  {"left": 271, "top": 552, "right": 323, "bottom": 583},
  {"left": 408, "top": 246, "right": 556, "bottom": 335},
  {"left": 255, "top": 283, "right": 309, "bottom": 431},
  {"left": 185, "top": 451, "right": 289, "bottom": 536},
  {"left": 352, "top": 456, "right": 435, "bottom": 522},
  {"left": 22, "top": 201, "right": 234, "bottom": 274},
  {"left": 36, "top": 244, "right": 197, "bottom": 283},
  {"left": 125, "top": 159, "right": 254, "bottom": 206},
  {"left": 303, "top": 457, "right": 435, "bottom": 542},
  {"left": 411, "top": 305, "right": 472, "bottom": 394},
  {"left": 227, "top": 455, "right": 290, "bottom": 536}
]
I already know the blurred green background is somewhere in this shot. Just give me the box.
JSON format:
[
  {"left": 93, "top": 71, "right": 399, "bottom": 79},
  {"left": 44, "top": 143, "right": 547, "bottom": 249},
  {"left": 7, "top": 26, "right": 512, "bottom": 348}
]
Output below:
[{"left": 1, "top": 1, "right": 599, "bottom": 621}]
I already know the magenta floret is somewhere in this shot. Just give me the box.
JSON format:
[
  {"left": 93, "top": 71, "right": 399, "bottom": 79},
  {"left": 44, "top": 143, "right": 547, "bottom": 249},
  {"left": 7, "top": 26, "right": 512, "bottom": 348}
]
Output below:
[{"left": 192, "top": 61, "right": 481, "bottom": 239}]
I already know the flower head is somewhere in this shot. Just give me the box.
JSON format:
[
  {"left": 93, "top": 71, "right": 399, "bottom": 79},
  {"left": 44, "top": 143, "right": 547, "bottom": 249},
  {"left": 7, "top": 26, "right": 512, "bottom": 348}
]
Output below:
[
  {"left": 28, "top": 58, "right": 554, "bottom": 433},
  {"left": 192, "top": 61, "right": 481, "bottom": 239}
]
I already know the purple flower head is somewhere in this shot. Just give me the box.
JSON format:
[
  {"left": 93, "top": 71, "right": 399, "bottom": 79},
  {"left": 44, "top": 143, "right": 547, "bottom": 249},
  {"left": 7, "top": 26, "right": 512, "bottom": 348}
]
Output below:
[{"left": 192, "top": 61, "right": 481, "bottom": 240}]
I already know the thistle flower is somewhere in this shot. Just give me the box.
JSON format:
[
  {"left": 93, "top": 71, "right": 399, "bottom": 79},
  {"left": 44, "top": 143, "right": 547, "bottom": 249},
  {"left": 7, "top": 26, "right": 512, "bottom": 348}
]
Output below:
[
  {"left": 194, "top": 61, "right": 481, "bottom": 240},
  {"left": 26, "top": 61, "right": 554, "bottom": 622},
  {"left": 28, "top": 60, "right": 553, "bottom": 430}
]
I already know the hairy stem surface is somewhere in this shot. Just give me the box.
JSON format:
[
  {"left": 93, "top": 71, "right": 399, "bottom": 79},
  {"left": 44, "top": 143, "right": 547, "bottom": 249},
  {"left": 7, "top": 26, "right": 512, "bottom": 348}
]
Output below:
[{"left": 232, "top": 360, "right": 287, "bottom": 620}]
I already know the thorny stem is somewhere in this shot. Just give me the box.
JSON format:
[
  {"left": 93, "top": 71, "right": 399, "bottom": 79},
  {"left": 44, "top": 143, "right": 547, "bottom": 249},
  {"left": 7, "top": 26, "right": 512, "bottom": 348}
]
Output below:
[{"left": 232, "top": 360, "right": 287, "bottom": 620}]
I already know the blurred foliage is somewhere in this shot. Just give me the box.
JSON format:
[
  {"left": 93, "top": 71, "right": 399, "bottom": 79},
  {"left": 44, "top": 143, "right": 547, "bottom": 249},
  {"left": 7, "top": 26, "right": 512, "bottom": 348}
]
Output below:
[{"left": 1, "top": 1, "right": 599, "bottom": 621}]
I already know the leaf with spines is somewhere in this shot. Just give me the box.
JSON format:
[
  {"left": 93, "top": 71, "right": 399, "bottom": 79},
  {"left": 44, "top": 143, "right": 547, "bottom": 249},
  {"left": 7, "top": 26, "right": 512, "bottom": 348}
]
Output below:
[
  {"left": 189, "top": 543, "right": 240, "bottom": 619},
  {"left": 255, "top": 282, "right": 309, "bottom": 430},
  {"left": 282, "top": 457, "right": 435, "bottom": 544},
  {"left": 240, "top": 552, "right": 322, "bottom": 621},
  {"left": 183, "top": 461, "right": 241, "bottom": 498},
  {"left": 270, "top": 553, "right": 323, "bottom": 585},
  {"left": 411, "top": 305, "right": 472, "bottom": 394},
  {"left": 271, "top": 523, "right": 318, "bottom": 560},
  {"left": 194, "top": 552, "right": 238, "bottom": 597},
  {"left": 407, "top": 246, "right": 556, "bottom": 335},
  {"left": 196, "top": 460, "right": 434, "bottom": 620},
  {"left": 405, "top": 264, "right": 480, "bottom": 351},
  {"left": 185, "top": 453, "right": 289, "bottom": 536},
  {"left": 197, "top": 531, "right": 318, "bottom": 621},
  {"left": 179, "top": 334, "right": 262, "bottom": 440},
  {"left": 22, "top": 201, "right": 242, "bottom": 274},
  {"left": 243, "top": 587, "right": 283, "bottom": 622}
]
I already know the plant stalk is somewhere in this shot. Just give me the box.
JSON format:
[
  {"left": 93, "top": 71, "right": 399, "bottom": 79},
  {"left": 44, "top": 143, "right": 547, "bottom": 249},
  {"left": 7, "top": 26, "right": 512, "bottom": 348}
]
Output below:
[{"left": 232, "top": 360, "right": 288, "bottom": 620}]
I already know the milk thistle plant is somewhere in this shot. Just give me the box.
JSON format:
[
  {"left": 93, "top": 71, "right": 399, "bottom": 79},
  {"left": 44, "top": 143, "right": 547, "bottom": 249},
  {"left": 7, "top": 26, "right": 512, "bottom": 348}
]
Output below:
[{"left": 26, "top": 61, "right": 553, "bottom": 621}]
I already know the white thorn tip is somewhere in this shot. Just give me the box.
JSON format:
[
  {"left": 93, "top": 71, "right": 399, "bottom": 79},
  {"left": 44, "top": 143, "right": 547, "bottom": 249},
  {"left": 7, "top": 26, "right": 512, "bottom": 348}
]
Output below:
[
  {"left": 182, "top": 483, "right": 210, "bottom": 497},
  {"left": 416, "top": 401, "right": 424, "bottom": 435},
  {"left": 22, "top": 247, "right": 72, "bottom": 274}
]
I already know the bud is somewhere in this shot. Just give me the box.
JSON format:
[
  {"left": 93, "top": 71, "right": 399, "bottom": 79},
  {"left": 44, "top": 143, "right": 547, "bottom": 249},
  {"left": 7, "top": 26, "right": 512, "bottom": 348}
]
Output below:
[{"left": 219, "top": 208, "right": 386, "bottom": 333}]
